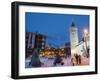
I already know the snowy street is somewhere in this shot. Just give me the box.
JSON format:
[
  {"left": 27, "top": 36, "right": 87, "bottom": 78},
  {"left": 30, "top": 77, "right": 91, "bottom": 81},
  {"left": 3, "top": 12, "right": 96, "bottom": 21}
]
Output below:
[
  {"left": 25, "top": 56, "right": 72, "bottom": 68},
  {"left": 25, "top": 56, "right": 89, "bottom": 68}
]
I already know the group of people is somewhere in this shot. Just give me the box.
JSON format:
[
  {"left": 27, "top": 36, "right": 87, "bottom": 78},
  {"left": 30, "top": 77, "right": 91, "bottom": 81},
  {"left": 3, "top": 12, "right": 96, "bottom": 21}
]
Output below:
[
  {"left": 53, "top": 54, "right": 64, "bottom": 66},
  {"left": 71, "top": 54, "right": 82, "bottom": 66}
]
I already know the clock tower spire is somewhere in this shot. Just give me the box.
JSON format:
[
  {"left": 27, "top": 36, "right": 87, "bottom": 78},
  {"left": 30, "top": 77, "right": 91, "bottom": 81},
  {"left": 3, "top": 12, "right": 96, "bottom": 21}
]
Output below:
[{"left": 70, "top": 21, "right": 79, "bottom": 48}]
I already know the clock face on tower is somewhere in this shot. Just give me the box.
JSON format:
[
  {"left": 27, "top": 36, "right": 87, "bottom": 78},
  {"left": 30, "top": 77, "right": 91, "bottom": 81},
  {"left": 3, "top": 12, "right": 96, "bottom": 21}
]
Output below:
[
  {"left": 72, "top": 29, "right": 76, "bottom": 36},
  {"left": 72, "top": 32, "right": 75, "bottom": 36}
]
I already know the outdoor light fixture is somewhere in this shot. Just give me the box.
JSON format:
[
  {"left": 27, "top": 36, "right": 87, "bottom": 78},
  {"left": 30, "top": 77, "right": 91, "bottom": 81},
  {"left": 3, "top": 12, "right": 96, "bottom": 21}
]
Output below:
[{"left": 83, "top": 28, "right": 88, "bottom": 37}]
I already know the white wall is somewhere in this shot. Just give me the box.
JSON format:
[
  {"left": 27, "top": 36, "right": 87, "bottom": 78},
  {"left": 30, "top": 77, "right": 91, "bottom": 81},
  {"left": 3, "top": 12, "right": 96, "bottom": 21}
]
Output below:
[{"left": 0, "top": 0, "right": 99, "bottom": 81}]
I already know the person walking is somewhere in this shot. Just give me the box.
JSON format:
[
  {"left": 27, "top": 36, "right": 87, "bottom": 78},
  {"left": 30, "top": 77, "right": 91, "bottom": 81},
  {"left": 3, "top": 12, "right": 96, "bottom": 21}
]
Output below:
[
  {"left": 71, "top": 58, "right": 75, "bottom": 66},
  {"left": 75, "top": 54, "right": 78, "bottom": 65},
  {"left": 78, "top": 55, "right": 81, "bottom": 65}
]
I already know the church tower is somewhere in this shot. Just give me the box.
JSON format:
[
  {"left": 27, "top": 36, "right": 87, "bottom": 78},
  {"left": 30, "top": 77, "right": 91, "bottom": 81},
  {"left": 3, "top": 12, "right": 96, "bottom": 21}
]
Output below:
[{"left": 70, "top": 21, "right": 79, "bottom": 49}]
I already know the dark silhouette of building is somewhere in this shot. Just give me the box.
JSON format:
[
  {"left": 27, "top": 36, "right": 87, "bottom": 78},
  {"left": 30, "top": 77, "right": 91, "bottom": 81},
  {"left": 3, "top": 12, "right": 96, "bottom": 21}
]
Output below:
[
  {"left": 64, "top": 43, "right": 71, "bottom": 57},
  {"left": 25, "top": 32, "right": 46, "bottom": 58},
  {"left": 34, "top": 33, "right": 46, "bottom": 49}
]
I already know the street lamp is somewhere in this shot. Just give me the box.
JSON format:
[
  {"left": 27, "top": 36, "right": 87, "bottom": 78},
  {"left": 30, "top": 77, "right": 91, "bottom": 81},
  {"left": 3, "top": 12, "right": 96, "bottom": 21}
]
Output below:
[
  {"left": 83, "top": 28, "right": 88, "bottom": 37},
  {"left": 83, "top": 28, "right": 88, "bottom": 58},
  {"left": 71, "top": 48, "right": 77, "bottom": 56}
]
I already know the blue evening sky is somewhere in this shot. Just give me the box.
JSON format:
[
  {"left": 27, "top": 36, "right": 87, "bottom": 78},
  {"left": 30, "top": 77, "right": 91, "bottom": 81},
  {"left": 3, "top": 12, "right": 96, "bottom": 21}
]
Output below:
[{"left": 25, "top": 12, "right": 89, "bottom": 47}]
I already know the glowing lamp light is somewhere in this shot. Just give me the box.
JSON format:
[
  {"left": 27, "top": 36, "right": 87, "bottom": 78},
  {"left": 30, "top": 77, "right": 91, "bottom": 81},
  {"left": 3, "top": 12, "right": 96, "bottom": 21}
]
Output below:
[
  {"left": 83, "top": 28, "right": 88, "bottom": 36},
  {"left": 71, "top": 48, "right": 77, "bottom": 54}
]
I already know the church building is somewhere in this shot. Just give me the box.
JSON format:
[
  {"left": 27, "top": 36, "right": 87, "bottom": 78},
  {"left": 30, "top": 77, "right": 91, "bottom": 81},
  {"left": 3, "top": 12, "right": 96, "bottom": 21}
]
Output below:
[{"left": 70, "top": 21, "right": 89, "bottom": 57}]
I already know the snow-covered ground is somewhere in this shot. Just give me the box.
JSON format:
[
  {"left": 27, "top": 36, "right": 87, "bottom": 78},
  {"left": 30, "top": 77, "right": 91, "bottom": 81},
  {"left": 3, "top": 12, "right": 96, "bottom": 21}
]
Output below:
[
  {"left": 25, "top": 56, "right": 72, "bottom": 68},
  {"left": 25, "top": 56, "right": 89, "bottom": 68}
]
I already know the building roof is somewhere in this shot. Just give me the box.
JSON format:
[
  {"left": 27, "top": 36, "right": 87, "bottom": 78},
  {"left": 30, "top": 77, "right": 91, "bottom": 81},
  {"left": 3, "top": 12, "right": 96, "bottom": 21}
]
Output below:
[{"left": 71, "top": 21, "right": 76, "bottom": 27}]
